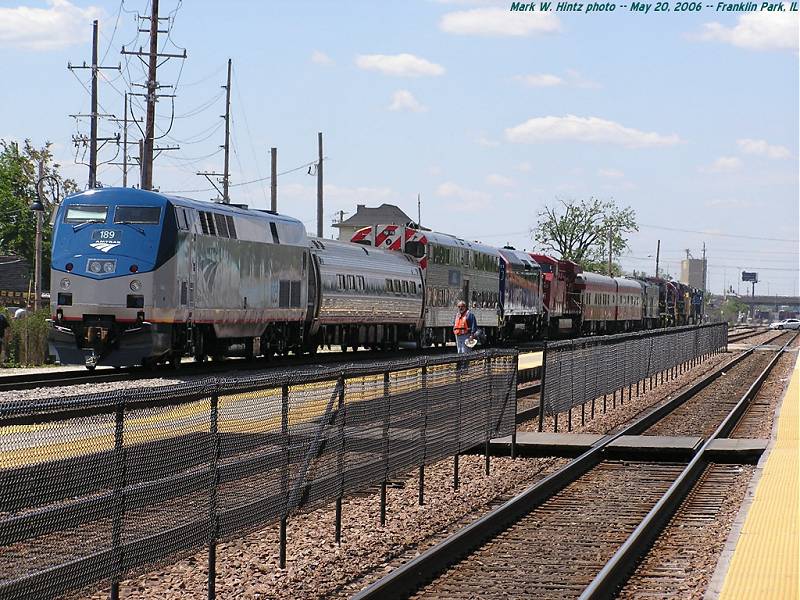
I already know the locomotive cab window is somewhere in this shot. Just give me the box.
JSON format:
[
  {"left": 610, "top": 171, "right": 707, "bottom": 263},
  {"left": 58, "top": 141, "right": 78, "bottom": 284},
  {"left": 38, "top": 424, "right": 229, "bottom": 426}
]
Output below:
[
  {"left": 64, "top": 205, "right": 108, "bottom": 223},
  {"left": 114, "top": 206, "right": 161, "bottom": 224}
]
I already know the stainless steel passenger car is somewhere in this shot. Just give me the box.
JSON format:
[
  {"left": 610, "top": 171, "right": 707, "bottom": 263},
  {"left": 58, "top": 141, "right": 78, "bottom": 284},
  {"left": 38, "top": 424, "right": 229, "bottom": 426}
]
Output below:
[{"left": 308, "top": 238, "right": 424, "bottom": 349}]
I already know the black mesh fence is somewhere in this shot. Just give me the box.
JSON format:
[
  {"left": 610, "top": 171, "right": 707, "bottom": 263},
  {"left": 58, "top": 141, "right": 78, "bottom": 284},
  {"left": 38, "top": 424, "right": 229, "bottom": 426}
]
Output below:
[
  {"left": 0, "top": 349, "right": 517, "bottom": 600},
  {"left": 540, "top": 323, "right": 727, "bottom": 422}
]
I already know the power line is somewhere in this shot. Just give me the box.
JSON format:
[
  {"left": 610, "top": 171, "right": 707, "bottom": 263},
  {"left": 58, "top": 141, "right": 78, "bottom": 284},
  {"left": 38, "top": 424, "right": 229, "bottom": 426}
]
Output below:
[
  {"left": 639, "top": 223, "right": 798, "bottom": 243},
  {"left": 162, "top": 158, "right": 322, "bottom": 194}
]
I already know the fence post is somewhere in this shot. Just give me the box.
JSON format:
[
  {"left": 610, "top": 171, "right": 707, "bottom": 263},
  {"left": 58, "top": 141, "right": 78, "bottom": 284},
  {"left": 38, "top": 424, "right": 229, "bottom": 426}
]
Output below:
[
  {"left": 208, "top": 391, "right": 221, "bottom": 600},
  {"left": 537, "top": 343, "right": 548, "bottom": 433},
  {"left": 419, "top": 360, "right": 428, "bottom": 505},
  {"left": 110, "top": 400, "right": 127, "bottom": 600},
  {"left": 380, "top": 371, "right": 390, "bottom": 526},
  {"left": 280, "top": 383, "right": 289, "bottom": 569},
  {"left": 335, "top": 373, "right": 345, "bottom": 544},
  {"left": 453, "top": 357, "right": 462, "bottom": 490},
  {"left": 484, "top": 356, "right": 492, "bottom": 475}
]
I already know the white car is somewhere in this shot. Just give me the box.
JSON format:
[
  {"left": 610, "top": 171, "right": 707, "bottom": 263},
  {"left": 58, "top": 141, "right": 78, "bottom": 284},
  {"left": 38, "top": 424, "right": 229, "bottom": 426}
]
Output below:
[{"left": 769, "top": 318, "right": 800, "bottom": 330}]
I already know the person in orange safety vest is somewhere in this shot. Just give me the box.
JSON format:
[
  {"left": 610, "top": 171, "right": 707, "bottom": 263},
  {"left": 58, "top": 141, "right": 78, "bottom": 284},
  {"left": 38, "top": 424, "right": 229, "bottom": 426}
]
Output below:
[{"left": 453, "top": 300, "right": 477, "bottom": 353}]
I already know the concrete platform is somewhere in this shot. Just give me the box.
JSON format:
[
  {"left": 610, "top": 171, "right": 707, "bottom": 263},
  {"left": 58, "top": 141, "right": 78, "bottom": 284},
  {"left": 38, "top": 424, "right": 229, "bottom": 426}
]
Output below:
[
  {"left": 490, "top": 432, "right": 603, "bottom": 457},
  {"left": 705, "top": 438, "right": 769, "bottom": 463},
  {"left": 489, "top": 432, "right": 769, "bottom": 462},
  {"left": 606, "top": 435, "right": 703, "bottom": 460}
]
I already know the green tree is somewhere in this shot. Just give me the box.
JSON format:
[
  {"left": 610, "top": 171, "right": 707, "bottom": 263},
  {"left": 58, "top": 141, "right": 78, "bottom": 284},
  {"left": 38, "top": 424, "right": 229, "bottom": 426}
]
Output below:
[
  {"left": 0, "top": 139, "right": 78, "bottom": 285},
  {"left": 720, "top": 297, "right": 748, "bottom": 324},
  {"left": 532, "top": 197, "right": 638, "bottom": 275}
]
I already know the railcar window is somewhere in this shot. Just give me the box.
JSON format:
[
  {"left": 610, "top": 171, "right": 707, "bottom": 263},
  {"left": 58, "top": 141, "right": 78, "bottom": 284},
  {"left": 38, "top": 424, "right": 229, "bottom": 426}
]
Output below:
[
  {"left": 226, "top": 215, "right": 237, "bottom": 239},
  {"left": 402, "top": 280, "right": 409, "bottom": 294},
  {"left": 64, "top": 205, "right": 108, "bottom": 223},
  {"left": 385, "top": 279, "right": 393, "bottom": 292},
  {"left": 214, "top": 213, "right": 229, "bottom": 238},
  {"left": 114, "top": 206, "right": 161, "bottom": 224},
  {"left": 357, "top": 276, "right": 365, "bottom": 290},
  {"left": 338, "top": 275, "right": 346, "bottom": 290},
  {"left": 269, "top": 222, "right": 279, "bottom": 244},
  {"left": 347, "top": 275, "right": 355, "bottom": 290},
  {"left": 394, "top": 279, "right": 401, "bottom": 294}
]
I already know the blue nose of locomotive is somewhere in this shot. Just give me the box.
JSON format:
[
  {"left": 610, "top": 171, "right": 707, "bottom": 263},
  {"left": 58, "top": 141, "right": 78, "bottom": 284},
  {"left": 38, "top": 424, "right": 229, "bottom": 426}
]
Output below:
[{"left": 51, "top": 188, "right": 171, "bottom": 277}]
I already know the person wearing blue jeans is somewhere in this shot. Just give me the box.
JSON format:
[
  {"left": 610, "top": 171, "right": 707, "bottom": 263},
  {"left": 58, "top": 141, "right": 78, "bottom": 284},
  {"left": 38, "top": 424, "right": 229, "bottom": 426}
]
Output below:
[{"left": 453, "top": 301, "right": 477, "bottom": 354}]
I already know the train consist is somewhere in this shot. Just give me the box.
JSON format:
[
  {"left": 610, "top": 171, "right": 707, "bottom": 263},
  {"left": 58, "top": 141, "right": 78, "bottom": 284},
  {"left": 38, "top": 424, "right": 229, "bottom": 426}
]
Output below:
[{"left": 48, "top": 188, "right": 703, "bottom": 368}]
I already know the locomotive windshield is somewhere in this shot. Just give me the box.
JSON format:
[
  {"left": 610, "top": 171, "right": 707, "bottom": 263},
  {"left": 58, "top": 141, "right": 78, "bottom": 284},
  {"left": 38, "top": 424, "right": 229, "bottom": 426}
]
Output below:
[
  {"left": 64, "top": 205, "right": 108, "bottom": 223},
  {"left": 114, "top": 206, "right": 161, "bottom": 224}
]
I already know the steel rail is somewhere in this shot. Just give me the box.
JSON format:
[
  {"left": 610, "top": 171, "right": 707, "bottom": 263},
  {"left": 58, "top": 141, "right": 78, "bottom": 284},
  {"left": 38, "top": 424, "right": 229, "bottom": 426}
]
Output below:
[
  {"left": 351, "top": 346, "right": 752, "bottom": 600},
  {"left": 579, "top": 332, "right": 797, "bottom": 600}
]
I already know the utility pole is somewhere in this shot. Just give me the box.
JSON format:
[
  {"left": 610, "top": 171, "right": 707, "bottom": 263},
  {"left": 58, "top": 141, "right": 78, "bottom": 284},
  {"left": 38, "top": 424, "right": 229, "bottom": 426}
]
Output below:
[
  {"left": 122, "top": 0, "right": 186, "bottom": 190},
  {"left": 197, "top": 59, "right": 232, "bottom": 202},
  {"left": 655, "top": 239, "right": 661, "bottom": 279},
  {"left": 417, "top": 193, "right": 421, "bottom": 226},
  {"left": 222, "top": 58, "right": 232, "bottom": 203},
  {"left": 34, "top": 161, "right": 43, "bottom": 311},
  {"left": 271, "top": 147, "right": 277, "bottom": 212},
  {"left": 109, "top": 93, "right": 142, "bottom": 186},
  {"left": 68, "top": 19, "right": 119, "bottom": 188},
  {"left": 607, "top": 226, "right": 613, "bottom": 276},
  {"left": 317, "top": 132, "right": 324, "bottom": 238},
  {"left": 140, "top": 0, "right": 159, "bottom": 190},
  {"left": 701, "top": 242, "right": 707, "bottom": 291}
]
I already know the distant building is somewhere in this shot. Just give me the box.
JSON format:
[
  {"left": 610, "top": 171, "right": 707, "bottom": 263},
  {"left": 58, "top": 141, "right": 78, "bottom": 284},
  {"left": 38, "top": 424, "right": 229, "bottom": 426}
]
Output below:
[
  {"left": 331, "top": 203, "right": 412, "bottom": 241},
  {"left": 680, "top": 258, "right": 707, "bottom": 290},
  {"left": 0, "top": 254, "right": 33, "bottom": 307}
]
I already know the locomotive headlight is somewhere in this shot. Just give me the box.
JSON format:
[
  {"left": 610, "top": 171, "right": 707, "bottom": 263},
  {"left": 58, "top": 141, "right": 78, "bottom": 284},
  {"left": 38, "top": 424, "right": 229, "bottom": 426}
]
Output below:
[
  {"left": 130, "top": 279, "right": 142, "bottom": 292},
  {"left": 103, "top": 261, "right": 115, "bottom": 273},
  {"left": 60, "top": 278, "right": 71, "bottom": 290},
  {"left": 89, "top": 261, "right": 102, "bottom": 273}
]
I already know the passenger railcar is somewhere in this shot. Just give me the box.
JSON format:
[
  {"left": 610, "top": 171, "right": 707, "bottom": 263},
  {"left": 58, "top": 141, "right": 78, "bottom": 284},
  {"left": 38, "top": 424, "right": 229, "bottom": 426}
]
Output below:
[
  {"left": 574, "top": 272, "right": 617, "bottom": 334},
  {"left": 308, "top": 238, "right": 424, "bottom": 350},
  {"left": 352, "top": 225, "right": 501, "bottom": 346},
  {"left": 527, "top": 254, "right": 582, "bottom": 336}
]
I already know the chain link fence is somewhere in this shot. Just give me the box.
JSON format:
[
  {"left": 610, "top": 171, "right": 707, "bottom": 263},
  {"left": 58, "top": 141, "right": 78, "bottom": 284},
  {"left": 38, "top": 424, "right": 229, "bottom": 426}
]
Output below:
[
  {"left": 539, "top": 323, "right": 727, "bottom": 430},
  {"left": 0, "top": 349, "right": 517, "bottom": 600}
]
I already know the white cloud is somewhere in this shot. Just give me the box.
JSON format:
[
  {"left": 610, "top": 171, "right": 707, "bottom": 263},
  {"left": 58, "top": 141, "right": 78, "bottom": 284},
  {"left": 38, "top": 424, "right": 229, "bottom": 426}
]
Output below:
[
  {"left": 477, "top": 135, "right": 500, "bottom": 147},
  {"left": 513, "top": 74, "right": 564, "bottom": 87},
  {"left": 505, "top": 115, "right": 681, "bottom": 148},
  {"left": 355, "top": 53, "right": 445, "bottom": 77},
  {"left": 598, "top": 168, "right": 625, "bottom": 178},
  {"left": 516, "top": 162, "right": 532, "bottom": 172},
  {"left": 311, "top": 50, "right": 334, "bottom": 65},
  {"left": 705, "top": 198, "right": 753, "bottom": 208},
  {"left": 388, "top": 90, "right": 427, "bottom": 112},
  {"left": 699, "top": 156, "right": 743, "bottom": 173},
  {"left": 436, "top": 181, "right": 491, "bottom": 210},
  {"left": 696, "top": 8, "right": 799, "bottom": 51},
  {"left": 486, "top": 173, "right": 514, "bottom": 187},
  {"left": 0, "top": 0, "right": 104, "bottom": 51},
  {"left": 440, "top": 7, "right": 561, "bottom": 36},
  {"left": 737, "top": 138, "right": 791, "bottom": 159}
]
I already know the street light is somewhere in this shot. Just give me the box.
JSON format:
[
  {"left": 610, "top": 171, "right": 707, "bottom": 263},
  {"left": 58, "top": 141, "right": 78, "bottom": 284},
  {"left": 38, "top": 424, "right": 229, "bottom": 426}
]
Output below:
[{"left": 29, "top": 172, "right": 60, "bottom": 312}]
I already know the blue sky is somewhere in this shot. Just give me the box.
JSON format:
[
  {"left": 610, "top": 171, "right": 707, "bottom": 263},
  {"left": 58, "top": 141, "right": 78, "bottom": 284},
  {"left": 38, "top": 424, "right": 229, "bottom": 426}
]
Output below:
[{"left": 1, "top": 0, "right": 797, "bottom": 294}]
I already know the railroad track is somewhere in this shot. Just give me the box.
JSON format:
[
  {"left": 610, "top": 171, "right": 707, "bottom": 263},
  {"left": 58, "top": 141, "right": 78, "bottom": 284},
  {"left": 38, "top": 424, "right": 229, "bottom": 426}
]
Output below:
[
  {"left": 726, "top": 327, "right": 768, "bottom": 343},
  {"left": 0, "top": 347, "right": 449, "bottom": 393},
  {"left": 352, "top": 332, "right": 797, "bottom": 600}
]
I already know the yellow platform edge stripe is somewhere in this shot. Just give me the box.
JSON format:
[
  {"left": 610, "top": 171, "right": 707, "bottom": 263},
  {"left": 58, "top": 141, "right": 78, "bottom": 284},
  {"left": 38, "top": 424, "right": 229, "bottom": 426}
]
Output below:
[{"left": 718, "top": 352, "right": 800, "bottom": 600}]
